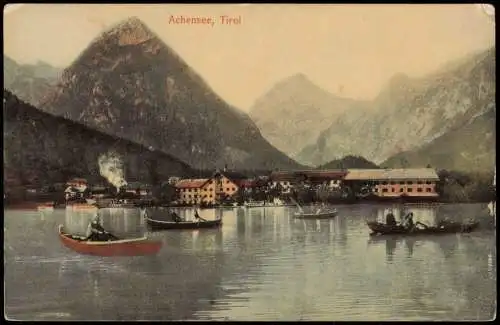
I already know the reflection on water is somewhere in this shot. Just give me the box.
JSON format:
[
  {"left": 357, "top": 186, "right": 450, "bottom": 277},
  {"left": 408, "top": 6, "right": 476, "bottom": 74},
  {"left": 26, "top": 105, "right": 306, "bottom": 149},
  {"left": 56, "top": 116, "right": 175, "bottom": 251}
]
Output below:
[{"left": 4, "top": 203, "right": 496, "bottom": 321}]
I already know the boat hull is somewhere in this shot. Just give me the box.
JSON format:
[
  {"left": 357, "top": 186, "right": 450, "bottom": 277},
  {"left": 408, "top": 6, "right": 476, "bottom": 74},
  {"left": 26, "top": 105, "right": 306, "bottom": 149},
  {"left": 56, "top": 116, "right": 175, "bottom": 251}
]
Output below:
[
  {"left": 367, "top": 221, "right": 480, "bottom": 236},
  {"left": 58, "top": 225, "right": 162, "bottom": 256},
  {"left": 38, "top": 206, "right": 54, "bottom": 212},
  {"left": 293, "top": 211, "right": 337, "bottom": 219},
  {"left": 146, "top": 217, "right": 222, "bottom": 230}
]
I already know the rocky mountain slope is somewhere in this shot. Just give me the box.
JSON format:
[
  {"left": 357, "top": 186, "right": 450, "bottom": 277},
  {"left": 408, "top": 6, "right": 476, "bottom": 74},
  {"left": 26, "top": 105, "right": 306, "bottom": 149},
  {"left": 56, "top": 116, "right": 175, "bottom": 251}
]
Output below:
[
  {"left": 4, "top": 55, "right": 61, "bottom": 105},
  {"left": 296, "top": 47, "right": 495, "bottom": 170},
  {"left": 382, "top": 104, "right": 496, "bottom": 172},
  {"left": 317, "top": 155, "right": 380, "bottom": 170},
  {"left": 3, "top": 90, "right": 193, "bottom": 187},
  {"left": 38, "top": 17, "right": 301, "bottom": 171},
  {"left": 249, "top": 73, "right": 364, "bottom": 161}
]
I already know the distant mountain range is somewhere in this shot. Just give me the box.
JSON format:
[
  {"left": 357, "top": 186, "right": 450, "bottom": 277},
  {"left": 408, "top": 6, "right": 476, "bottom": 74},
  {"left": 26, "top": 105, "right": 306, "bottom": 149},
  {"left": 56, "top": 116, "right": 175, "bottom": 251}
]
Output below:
[
  {"left": 4, "top": 16, "right": 494, "bottom": 175},
  {"left": 4, "top": 56, "right": 62, "bottom": 106},
  {"left": 254, "top": 47, "right": 495, "bottom": 172},
  {"left": 4, "top": 90, "right": 193, "bottom": 187},
  {"left": 381, "top": 104, "right": 496, "bottom": 171},
  {"left": 248, "top": 73, "right": 363, "bottom": 159},
  {"left": 32, "top": 17, "right": 300, "bottom": 172}
]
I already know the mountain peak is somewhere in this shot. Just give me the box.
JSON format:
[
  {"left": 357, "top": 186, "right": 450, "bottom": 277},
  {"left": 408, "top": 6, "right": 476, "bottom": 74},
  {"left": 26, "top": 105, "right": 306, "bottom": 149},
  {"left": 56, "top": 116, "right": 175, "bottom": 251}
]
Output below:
[
  {"left": 99, "top": 16, "right": 157, "bottom": 45},
  {"left": 290, "top": 72, "right": 309, "bottom": 81},
  {"left": 39, "top": 16, "right": 300, "bottom": 171},
  {"left": 115, "top": 16, "right": 149, "bottom": 30}
]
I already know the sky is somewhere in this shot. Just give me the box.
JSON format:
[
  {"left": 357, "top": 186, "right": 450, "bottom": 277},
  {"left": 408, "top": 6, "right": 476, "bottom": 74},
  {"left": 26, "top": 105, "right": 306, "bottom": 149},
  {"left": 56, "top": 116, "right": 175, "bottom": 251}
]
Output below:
[{"left": 3, "top": 4, "right": 495, "bottom": 111}]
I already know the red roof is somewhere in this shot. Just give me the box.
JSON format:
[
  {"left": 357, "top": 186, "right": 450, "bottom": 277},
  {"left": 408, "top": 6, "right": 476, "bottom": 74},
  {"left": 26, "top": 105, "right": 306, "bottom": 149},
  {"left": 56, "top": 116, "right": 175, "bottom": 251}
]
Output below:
[{"left": 175, "top": 179, "right": 209, "bottom": 189}]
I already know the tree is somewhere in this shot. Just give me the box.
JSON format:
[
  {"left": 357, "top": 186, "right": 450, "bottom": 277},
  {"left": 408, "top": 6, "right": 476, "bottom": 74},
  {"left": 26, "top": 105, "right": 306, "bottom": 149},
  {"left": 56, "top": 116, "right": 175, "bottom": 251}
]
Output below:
[{"left": 157, "top": 183, "right": 178, "bottom": 204}]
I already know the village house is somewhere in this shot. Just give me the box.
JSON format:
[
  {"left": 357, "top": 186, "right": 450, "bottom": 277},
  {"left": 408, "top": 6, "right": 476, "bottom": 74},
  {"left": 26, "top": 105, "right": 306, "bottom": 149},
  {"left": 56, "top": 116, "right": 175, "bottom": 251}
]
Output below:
[
  {"left": 269, "top": 172, "right": 295, "bottom": 194},
  {"left": 175, "top": 172, "right": 241, "bottom": 205},
  {"left": 175, "top": 179, "right": 213, "bottom": 205},
  {"left": 89, "top": 184, "right": 109, "bottom": 199},
  {"left": 64, "top": 186, "right": 87, "bottom": 201},
  {"left": 269, "top": 170, "right": 347, "bottom": 193},
  {"left": 124, "top": 182, "right": 153, "bottom": 197},
  {"left": 66, "top": 178, "right": 88, "bottom": 192},
  {"left": 343, "top": 168, "right": 440, "bottom": 197}
]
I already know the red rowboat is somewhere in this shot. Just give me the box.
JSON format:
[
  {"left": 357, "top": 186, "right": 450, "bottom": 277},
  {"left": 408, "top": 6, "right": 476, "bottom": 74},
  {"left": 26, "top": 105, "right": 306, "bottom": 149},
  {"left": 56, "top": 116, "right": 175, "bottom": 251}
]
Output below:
[{"left": 58, "top": 225, "right": 162, "bottom": 256}]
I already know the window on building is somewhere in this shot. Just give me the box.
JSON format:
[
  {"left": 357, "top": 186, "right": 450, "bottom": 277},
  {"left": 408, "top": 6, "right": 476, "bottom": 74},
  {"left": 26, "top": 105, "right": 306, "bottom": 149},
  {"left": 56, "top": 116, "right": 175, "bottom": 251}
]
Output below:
[
  {"left": 408, "top": 188, "right": 413, "bottom": 192},
  {"left": 400, "top": 188, "right": 404, "bottom": 192},
  {"left": 391, "top": 188, "right": 395, "bottom": 192},
  {"left": 390, "top": 181, "right": 395, "bottom": 185},
  {"left": 226, "top": 188, "right": 229, "bottom": 191},
  {"left": 209, "top": 180, "right": 213, "bottom": 184},
  {"left": 382, "top": 188, "right": 388, "bottom": 193},
  {"left": 209, "top": 195, "right": 213, "bottom": 198},
  {"left": 232, "top": 187, "right": 235, "bottom": 191},
  {"left": 426, "top": 181, "right": 432, "bottom": 185},
  {"left": 417, "top": 181, "right": 423, "bottom": 185},
  {"left": 399, "top": 181, "right": 405, "bottom": 185},
  {"left": 407, "top": 181, "right": 413, "bottom": 185},
  {"left": 417, "top": 188, "right": 423, "bottom": 192},
  {"left": 382, "top": 181, "right": 388, "bottom": 185},
  {"left": 426, "top": 188, "right": 432, "bottom": 192},
  {"left": 226, "top": 180, "right": 230, "bottom": 184}
]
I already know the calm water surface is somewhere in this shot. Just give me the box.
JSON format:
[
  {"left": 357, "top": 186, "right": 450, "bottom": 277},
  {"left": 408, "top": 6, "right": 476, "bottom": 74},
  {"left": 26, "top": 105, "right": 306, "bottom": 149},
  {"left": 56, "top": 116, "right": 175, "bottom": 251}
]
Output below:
[{"left": 4, "top": 203, "right": 496, "bottom": 321}]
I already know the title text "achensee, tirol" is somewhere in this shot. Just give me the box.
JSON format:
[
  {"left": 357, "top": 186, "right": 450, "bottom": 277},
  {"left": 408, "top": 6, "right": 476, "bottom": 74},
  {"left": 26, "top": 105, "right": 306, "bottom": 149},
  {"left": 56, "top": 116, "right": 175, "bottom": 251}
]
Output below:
[{"left": 168, "top": 15, "right": 242, "bottom": 27}]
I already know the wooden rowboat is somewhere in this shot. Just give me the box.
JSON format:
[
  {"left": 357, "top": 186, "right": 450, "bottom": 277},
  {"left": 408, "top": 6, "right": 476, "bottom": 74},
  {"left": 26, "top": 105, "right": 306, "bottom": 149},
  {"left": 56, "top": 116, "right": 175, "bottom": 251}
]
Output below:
[
  {"left": 293, "top": 210, "right": 338, "bottom": 219},
  {"left": 146, "top": 217, "right": 222, "bottom": 230},
  {"left": 366, "top": 220, "right": 480, "bottom": 236},
  {"left": 37, "top": 202, "right": 55, "bottom": 211},
  {"left": 58, "top": 225, "right": 162, "bottom": 256}
]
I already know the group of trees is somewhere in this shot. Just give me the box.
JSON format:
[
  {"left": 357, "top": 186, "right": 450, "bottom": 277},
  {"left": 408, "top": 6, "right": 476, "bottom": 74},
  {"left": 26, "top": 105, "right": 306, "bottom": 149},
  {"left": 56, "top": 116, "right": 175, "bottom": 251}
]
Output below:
[{"left": 436, "top": 170, "right": 496, "bottom": 203}]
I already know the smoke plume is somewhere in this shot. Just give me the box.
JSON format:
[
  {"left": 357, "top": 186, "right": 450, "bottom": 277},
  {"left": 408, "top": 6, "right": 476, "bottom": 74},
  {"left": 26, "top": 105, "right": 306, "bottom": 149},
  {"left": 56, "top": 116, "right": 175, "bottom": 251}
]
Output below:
[{"left": 98, "top": 151, "right": 128, "bottom": 193}]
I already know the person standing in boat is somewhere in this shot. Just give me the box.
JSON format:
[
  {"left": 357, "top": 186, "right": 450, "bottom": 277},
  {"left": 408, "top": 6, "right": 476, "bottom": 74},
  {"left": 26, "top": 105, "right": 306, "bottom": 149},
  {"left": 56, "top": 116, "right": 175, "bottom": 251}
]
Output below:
[{"left": 194, "top": 209, "right": 206, "bottom": 222}]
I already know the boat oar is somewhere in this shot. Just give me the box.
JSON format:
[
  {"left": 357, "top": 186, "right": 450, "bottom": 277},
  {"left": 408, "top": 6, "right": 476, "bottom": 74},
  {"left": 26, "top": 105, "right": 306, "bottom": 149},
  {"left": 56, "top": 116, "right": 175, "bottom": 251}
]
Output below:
[{"left": 104, "top": 231, "right": 119, "bottom": 241}]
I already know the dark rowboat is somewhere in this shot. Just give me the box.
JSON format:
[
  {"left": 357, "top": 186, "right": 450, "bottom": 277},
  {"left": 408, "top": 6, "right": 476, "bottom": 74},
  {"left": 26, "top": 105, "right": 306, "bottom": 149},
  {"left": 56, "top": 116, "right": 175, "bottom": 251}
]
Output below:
[
  {"left": 146, "top": 217, "right": 222, "bottom": 230},
  {"left": 366, "top": 220, "right": 480, "bottom": 236},
  {"left": 58, "top": 225, "right": 162, "bottom": 256}
]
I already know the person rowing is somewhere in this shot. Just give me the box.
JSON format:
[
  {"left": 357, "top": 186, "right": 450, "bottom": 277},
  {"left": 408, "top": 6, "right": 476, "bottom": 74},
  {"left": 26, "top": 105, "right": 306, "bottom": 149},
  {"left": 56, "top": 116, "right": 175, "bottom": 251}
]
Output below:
[
  {"left": 85, "top": 215, "right": 118, "bottom": 241},
  {"left": 194, "top": 209, "right": 207, "bottom": 222},
  {"left": 402, "top": 212, "right": 429, "bottom": 231}
]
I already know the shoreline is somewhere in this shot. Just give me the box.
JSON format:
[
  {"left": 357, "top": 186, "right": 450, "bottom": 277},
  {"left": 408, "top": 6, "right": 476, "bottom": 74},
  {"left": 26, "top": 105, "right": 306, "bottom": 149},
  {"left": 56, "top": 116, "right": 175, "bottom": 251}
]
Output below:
[{"left": 3, "top": 199, "right": 494, "bottom": 211}]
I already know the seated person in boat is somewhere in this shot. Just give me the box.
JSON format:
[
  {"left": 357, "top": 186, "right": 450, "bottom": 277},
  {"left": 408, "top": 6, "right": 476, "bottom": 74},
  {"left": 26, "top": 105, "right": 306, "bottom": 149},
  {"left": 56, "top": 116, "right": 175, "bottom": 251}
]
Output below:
[
  {"left": 85, "top": 215, "right": 114, "bottom": 241},
  {"left": 402, "top": 212, "right": 429, "bottom": 230},
  {"left": 403, "top": 212, "right": 415, "bottom": 230},
  {"left": 385, "top": 212, "right": 397, "bottom": 226}
]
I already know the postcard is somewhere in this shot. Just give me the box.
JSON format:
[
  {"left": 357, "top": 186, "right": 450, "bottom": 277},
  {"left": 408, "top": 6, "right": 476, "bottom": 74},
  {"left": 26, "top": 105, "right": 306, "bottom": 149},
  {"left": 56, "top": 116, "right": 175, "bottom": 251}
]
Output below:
[{"left": 3, "top": 4, "right": 496, "bottom": 321}]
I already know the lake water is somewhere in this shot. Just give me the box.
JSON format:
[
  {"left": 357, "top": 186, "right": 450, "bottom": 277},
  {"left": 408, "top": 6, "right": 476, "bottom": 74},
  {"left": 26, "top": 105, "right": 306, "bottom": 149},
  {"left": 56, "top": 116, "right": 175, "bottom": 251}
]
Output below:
[{"left": 4, "top": 203, "right": 496, "bottom": 321}]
